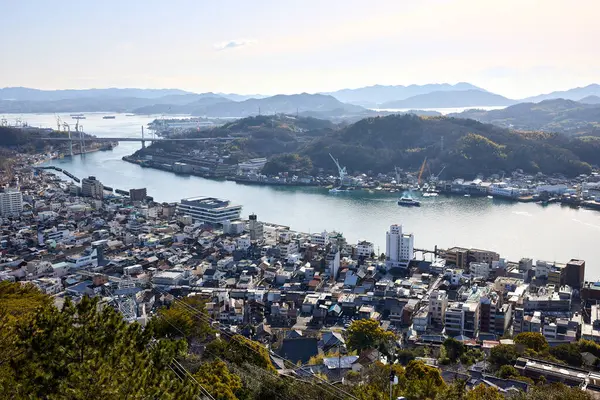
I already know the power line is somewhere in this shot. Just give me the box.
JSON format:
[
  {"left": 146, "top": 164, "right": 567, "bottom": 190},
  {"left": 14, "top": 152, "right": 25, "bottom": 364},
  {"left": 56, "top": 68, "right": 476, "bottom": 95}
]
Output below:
[
  {"left": 108, "top": 287, "right": 215, "bottom": 400},
  {"left": 153, "top": 287, "right": 359, "bottom": 400},
  {"left": 155, "top": 312, "right": 294, "bottom": 400}
]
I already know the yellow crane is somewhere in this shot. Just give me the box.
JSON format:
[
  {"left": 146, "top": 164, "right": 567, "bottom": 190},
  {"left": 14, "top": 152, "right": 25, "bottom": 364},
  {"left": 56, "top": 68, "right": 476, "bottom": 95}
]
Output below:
[{"left": 417, "top": 157, "right": 427, "bottom": 186}]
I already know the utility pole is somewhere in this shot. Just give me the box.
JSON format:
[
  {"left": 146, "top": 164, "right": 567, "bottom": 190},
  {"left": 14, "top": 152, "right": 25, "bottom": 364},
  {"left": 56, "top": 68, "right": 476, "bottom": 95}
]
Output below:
[
  {"left": 389, "top": 347, "right": 396, "bottom": 400},
  {"left": 389, "top": 368, "right": 394, "bottom": 400},
  {"left": 338, "top": 342, "right": 342, "bottom": 382}
]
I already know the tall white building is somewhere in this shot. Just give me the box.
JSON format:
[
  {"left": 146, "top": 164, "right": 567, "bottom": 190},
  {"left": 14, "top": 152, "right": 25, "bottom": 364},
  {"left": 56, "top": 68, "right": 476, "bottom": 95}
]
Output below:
[
  {"left": 385, "top": 224, "right": 414, "bottom": 268},
  {"left": 0, "top": 189, "right": 23, "bottom": 217}
]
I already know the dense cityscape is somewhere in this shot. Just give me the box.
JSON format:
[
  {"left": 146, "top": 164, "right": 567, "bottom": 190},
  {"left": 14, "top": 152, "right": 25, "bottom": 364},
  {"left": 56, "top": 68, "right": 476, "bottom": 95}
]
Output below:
[
  {"left": 2, "top": 149, "right": 600, "bottom": 398},
  {"left": 3, "top": 1, "right": 600, "bottom": 398}
]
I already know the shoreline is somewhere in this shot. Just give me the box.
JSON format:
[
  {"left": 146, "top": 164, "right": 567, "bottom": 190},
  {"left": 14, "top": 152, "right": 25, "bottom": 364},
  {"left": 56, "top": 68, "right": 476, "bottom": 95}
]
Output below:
[{"left": 119, "top": 155, "right": 600, "bottom": 211}]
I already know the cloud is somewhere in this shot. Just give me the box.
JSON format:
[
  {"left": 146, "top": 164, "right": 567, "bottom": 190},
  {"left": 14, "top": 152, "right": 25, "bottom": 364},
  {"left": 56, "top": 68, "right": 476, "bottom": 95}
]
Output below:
[{"left": 214, "top": 39, "right": 256, "bottom": 51}]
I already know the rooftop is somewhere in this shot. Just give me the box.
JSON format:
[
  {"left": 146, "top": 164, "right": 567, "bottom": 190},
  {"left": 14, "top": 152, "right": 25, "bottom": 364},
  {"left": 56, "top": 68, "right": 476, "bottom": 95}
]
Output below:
[{"left": 180, "top": 197, "right": 240, "bottom": 210}]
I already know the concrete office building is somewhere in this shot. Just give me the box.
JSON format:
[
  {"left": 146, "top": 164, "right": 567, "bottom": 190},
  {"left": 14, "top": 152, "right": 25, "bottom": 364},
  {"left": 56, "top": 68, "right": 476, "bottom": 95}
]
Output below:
[
  {"left": 564, "top": 259, "right": 585, "bottom": 290},
  {"left": 81, "top": 176, "right": 104, "bottom": 199},
  {"left": 0, "top": 188, "right": 23, "bottom": 216},
  {"left": 177, "top": 196, "right": 242, "bottom": 225},
  {"left": 248, "top": 213, "right": 264, "bottom": 241},
  {"left": 129, "top": 188, "right": 147, "bottom": 202}
]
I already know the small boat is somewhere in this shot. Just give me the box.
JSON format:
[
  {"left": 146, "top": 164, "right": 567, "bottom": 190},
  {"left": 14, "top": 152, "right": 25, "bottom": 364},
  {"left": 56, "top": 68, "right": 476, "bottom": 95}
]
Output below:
[
  {"left": 103, "top": 115, "right": 116, "bottom": 119},
  {"left": 487, "top": 195, "right": 493, "bottom": 199},
  {"left": 398, "top": 197, "right": 421, "bottom": 207},
  {"left": 329, "top": 187, "right": 349, "bottom": 194},
  {"left": 464, "top": 194, "right": 471, "bottom": 197}
]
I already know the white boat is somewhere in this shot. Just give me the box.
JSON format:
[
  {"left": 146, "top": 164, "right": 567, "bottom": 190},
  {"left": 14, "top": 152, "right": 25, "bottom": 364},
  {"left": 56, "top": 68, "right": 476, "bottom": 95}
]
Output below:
[
  {"left": 329, "top": 187, "right": 349, "bottom": 193},
  {"left": 464, "top": 194, "right": 471, "bottom": 197},
  {"left": 398, "top": 197, "right": 421, "bottom": 207},
  {"left": 487, "top": 195, "right": 493, "bottom": 199}
]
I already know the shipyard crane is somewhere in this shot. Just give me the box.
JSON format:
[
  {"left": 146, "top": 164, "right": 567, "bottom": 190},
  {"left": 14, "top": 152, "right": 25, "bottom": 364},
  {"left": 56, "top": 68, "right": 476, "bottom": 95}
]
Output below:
[
  {"left": 329, "top": 153, "right": 347, "bottom": 185},
  {"left": 417, "top": 157, "right": 428, "bottom": 186},
  {"left": 431, "top": 165, "right": 446, "bottom": 182},
  {"left": 55, "top": 115, "right": 63, "bottom": 132}
]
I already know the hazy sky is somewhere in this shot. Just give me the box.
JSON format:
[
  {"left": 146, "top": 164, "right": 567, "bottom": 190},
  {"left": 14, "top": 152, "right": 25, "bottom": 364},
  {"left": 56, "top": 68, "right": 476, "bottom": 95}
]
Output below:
[{"left": 1, "top": 0, "right": 598, "bottom": 98}]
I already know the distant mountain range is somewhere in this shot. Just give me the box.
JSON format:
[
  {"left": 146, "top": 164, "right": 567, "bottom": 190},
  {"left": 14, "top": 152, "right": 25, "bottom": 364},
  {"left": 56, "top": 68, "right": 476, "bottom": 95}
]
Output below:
[
  {"left": 380, "top": 89, "right": 515, "bottom": 109},
  {"left": 322, "top": 82, "right": 485, "bottom": 107},
  {"left": 580, "top": 95, "right": 600, "bottom": 105},
  {"left": 0, "top": 87, "right": 193, "bottom": 101},
  {"left": 188, "top": 93, "right": 364, "bottom": 117},
  {"left": 450, "top": 99, "right": 600, "bottom": 135},
  {"left": 1, "top": 83, "right": 600, "bottom": 116},
  {"left": 522, "top": 84, "right": 600, "bottom": 103}
]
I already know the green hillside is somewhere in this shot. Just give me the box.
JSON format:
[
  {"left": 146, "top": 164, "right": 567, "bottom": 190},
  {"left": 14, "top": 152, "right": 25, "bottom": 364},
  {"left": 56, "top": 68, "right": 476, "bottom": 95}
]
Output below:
[
  {"left": 300, "top": 114, "right": 596, "bottom": 177},
  {"left": 143, "top": 114, "right": 600, "bottom": 178}
]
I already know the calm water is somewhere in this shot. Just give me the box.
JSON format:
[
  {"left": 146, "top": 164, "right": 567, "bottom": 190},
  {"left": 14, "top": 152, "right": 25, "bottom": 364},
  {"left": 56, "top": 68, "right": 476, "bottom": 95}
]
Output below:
[{"left": 18, "top": 112, "right": 599, "bottom": 279}]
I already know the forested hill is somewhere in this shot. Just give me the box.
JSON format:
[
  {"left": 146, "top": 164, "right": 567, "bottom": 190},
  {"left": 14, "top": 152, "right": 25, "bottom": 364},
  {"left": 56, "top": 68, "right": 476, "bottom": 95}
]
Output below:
[
  {"left": 450, "top": 99, "right": 600, "bottom": 135},
  {"left": 148, "top": 113, "right": 600, "bottom": 178},
  {"left": 299, "top": 114, "right": 598, "bottom": 178}
]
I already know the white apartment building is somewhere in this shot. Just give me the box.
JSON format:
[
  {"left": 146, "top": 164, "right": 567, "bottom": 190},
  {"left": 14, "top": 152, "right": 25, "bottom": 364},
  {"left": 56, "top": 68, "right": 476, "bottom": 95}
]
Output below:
[
  {"left": 356, "top": 240, "right": 374, "bottom": 258},
  {"left": 177, "top": 196, "right": 242, "bottom": 225},
  {"left": 66, "top": 248, "right": 98, "bottom": 269},
  {"left": 385, "top": 224, "right": 414, "bottom": 268},
  {"left": 44, "top": 228, "right": 72, "bottom": 244},
  {"left": 311, "top": 231, "right": 329, "bottom": 247},
  {"left": 0, "top": 189, "right": 23, "bottom": 217},
  {"left": 278, "top": 241, "right": 298, "bottom": 258},
  {"left": 429, "top": 290, "right": 448, "bottom": 325},
  {"left": 470, "top": 262, "right": 491, "bottom": 280},
  {"left": 236, "top": 235, "right": 251, "bottom": 250}
]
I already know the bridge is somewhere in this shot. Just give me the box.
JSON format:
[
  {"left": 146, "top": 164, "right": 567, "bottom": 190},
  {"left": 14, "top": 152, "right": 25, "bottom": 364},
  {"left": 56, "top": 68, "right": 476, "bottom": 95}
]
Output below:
[
  {"left": 41, "top": 131, "right": 234, "bottom": 157},
  {"left": 41, "top": 136, "right": 233, "bottom": 142}
]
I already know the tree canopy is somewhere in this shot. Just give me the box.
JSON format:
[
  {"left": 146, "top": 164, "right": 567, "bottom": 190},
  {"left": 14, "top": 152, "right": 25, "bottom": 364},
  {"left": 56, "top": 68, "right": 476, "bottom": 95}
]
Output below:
[
  {"left": 345, "top": 319, "right": 396, "bottom": 354},
  {"left": 489, "top": 344, "right": 519, "bottom": 369},
  {"left": 514, "top": 332, "right": 549, "bottom": 352},
  {"left": 1, "top": 294, "right": 195, "bottom": 399}
]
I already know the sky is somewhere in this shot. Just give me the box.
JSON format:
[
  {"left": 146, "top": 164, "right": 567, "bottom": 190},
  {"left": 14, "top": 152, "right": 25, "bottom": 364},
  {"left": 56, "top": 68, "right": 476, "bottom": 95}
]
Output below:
[{"left": 1, "top": 0, "right": 599, "bottom": 99}]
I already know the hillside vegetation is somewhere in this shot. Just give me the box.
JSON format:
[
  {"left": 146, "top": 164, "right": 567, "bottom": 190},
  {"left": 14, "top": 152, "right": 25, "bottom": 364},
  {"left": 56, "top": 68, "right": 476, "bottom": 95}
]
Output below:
[
  {"left": 0, "top": 282, "right": 591, "bottom": 400},
  {"left": 300, "top": 114, "right": 596, "bottom": 177},
  {"left": 145, "top": 113, "right": 600, "bottom": 178},
  {"left": 452, "top": 99, "right": 600, "bottom": 135}
]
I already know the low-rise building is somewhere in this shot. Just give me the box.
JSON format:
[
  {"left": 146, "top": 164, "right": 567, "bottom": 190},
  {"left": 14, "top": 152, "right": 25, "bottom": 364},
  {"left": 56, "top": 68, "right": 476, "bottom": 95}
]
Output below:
[{"left": 177, "top": 196, "right": 242, "bottom": 225}]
